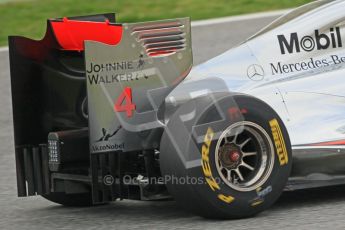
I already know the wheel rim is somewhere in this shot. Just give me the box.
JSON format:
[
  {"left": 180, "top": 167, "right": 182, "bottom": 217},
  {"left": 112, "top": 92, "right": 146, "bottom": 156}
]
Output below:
[{"left": 215, "top": 121, "right": 275, "bottom": 192}]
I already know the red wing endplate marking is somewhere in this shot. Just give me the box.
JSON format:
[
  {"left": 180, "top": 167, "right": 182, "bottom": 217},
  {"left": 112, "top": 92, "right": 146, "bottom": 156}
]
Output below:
[{"left": 51, "top": 18, "right": 123, "bottom": 51}]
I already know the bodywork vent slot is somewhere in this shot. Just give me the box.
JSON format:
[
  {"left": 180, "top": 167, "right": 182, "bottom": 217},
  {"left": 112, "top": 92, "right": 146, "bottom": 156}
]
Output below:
[{"left": 132, "top": 21, "right": 186, "bottom": 57}]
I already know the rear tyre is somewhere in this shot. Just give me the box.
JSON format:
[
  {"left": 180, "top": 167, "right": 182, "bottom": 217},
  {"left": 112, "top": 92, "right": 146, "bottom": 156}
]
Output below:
[{"left": 160, "top": 93, "right": 292, "bottom": 219}]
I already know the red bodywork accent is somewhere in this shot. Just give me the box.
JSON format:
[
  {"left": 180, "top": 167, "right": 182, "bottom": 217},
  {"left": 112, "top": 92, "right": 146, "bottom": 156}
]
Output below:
[
  {"left": 51, "top": 18, "right": 122, "bottom": 51},
  {"left": 149, "top": 50, "right": 176, "bottom": 56},
  {"left": 311, "top": 140, "right": 345, "bottom": 146}
]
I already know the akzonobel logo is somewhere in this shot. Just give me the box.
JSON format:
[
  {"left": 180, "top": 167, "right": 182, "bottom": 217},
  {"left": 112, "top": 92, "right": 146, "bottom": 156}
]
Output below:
[{"left": 277, "top": 27, "right": 342, "bottom": 54}]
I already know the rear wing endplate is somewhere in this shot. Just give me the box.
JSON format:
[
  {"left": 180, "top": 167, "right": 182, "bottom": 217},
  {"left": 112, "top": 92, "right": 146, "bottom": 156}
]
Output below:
[{"left": 85, "top": 18, "right": 193, "bottom": 153}]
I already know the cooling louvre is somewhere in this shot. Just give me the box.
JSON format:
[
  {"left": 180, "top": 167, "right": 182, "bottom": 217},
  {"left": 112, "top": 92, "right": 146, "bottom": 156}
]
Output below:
[{"left": 132, "top": 21, "right": 186, "bottom": 57}]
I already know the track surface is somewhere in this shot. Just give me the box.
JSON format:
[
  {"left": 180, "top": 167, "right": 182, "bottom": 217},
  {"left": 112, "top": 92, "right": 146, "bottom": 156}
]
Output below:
[{"left": 2, "top": 14, "right": 345, "bottom": 230}]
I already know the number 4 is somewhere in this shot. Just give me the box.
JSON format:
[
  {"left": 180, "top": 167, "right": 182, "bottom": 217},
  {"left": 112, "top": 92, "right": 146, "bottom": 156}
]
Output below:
[{"left": 114, "top": 87, "right": 136, "bottom": 118}]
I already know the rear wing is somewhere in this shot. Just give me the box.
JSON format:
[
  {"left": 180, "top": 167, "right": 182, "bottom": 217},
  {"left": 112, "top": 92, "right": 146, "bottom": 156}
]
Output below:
[
  {"left": 8, "top": 13, "right": 120, "bottom": 197},
  {"left": 85, "top": 18, "right": 193, "bottom": 153},
  {"left": 8, "top": 14, "right": 192, "bottom": 201},
  {"left": 8, "top": 13, "right": 118, "bottom": 148},
  {"left": 9, "top": 13, "right": 191, "bottom": 152}
]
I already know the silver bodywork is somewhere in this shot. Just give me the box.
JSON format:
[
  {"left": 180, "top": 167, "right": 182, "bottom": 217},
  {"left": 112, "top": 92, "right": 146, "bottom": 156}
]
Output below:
[
  {"left": 172, "top": 0, "right": 345, "bottom": 149},
  {"left": 164, "top": 0, "right": 345, "bottom": 180},
  {"left": 85, "top": 18, "right": 193, "bottom": 153},
  {"left": 83, "top": 0, "right": 345, "bottom": 181}
]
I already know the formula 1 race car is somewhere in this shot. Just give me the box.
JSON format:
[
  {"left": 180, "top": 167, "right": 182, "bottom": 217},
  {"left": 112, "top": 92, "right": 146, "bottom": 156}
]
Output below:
[{"left": 8, "top": 0, "right": 345, "bottom": 219}]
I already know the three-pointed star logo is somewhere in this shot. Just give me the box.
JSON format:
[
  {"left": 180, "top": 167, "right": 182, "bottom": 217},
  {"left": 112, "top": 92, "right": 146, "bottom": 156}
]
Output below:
[{"left": 247, "top": 64, "right": 265, "bottom": 81}]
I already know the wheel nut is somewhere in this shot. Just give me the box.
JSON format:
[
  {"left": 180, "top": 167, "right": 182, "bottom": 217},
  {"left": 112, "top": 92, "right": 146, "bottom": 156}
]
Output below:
[{"left": 230, "top": 151, "right": 240, "bottom": 162}]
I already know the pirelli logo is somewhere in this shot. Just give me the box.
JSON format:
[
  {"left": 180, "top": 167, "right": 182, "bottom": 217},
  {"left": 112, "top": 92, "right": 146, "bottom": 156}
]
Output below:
[
  {"left": 269, "top": 119, "right": 288, "bottom": 166},
  {"left": 201, "top": 127, "right": 234, "bottom": 204}
]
